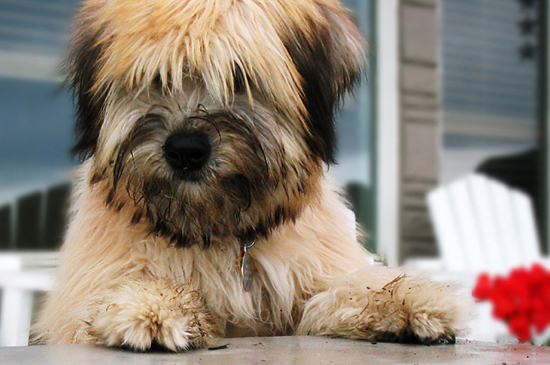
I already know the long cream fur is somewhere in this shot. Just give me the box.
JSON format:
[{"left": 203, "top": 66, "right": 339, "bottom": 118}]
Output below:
[{"left": 35, "top": 0, "right": 470, "bottom": 351}]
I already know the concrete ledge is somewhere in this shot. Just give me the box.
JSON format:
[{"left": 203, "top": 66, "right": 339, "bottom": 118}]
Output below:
[{"left": 2, "top": 336, "right": 550, "bottom": 365}]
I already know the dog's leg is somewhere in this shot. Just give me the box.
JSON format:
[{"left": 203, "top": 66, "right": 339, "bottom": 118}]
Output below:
[
  {"left": 85, "top": 279, "right": 223, "bottom": 351},
  {"left": 296, "top": 266, "right": 469, "bottom": 344}
]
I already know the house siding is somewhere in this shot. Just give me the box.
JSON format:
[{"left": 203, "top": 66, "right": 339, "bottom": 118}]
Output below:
[{"left": 399, "top": 0, "right": 441, "bottom": 261}]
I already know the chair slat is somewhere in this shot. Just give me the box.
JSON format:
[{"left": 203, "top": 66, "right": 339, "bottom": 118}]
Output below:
[
  {"left": 447, "top": 178, "right": 486, "bottom": 272},
  {"left": 43, "top": 183, "right": 71, "bottom": 250},
  {"left": 466, "top": 175, "right": 507, "bottom": 273},
  {"left": 427, "top": 189, "right": 467, "bottom": 271},
  {"left": 510, "top": 190, "right": 541, "bottom": 264},
  {"left": 15, "top": 192, "right": 43, "bottom": 250},
  {"left": 488, "top": 179, "right": 524, "bottom": 269},
  {"left": 0, "top": 205, "right": 11, "bottom": 249}
]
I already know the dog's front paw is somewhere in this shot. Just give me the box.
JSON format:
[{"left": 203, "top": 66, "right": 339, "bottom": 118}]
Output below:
[
  {"left": 364, "top": 274, "right": 470, "bottom": 345},
  {"left": 299, "top": 272, "right": 471, "bottom": 345},
  {"left": 89, "top": 279, "right": 222, "bottom": 351},
  {"left": 398, "top": 276, "right": 468, "bottom": 345}
]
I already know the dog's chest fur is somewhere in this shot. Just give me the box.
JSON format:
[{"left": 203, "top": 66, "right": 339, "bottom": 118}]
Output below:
[{"left": 48, "top": 166, "right": 366, "bottom": 340}]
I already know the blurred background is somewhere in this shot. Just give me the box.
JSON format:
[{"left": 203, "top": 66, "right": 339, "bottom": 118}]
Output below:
[{"left": 0, "top": 0, "right": 548, "bottom": 264}]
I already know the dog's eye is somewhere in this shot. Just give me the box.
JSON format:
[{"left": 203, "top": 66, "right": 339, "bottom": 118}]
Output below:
[
  {"left": 153, "top": 74, "right": 172, "bottom": 91},
  {"left": 233, "top": 66, "right": 247, "bottom": 94},
  {"left": 153, "top": 74, "right": 163, "bottom": 89}
]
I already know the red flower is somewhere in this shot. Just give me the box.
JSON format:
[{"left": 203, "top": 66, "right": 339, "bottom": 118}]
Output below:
[
  {"left": 473, "top": 263, "right": 550, "bottom": 343},
  {"left": 472, "top": 273, "right": 491, "bottom": 301},
  {"left": 508, "top": 314, "right": 531, "bottom": 343}
]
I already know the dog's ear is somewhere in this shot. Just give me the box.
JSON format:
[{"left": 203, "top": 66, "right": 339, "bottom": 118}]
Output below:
[
  {"left": 284, "top": 4, "right": 366, "bottom": 164},
  {"left": 66, "top": 16, "right": 108, "bottom": 161}
]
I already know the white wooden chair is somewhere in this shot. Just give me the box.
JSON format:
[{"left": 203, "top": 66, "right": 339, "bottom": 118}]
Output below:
[
  {"left": 427, "top": 173, "right": 547, "bottom": 273},
  {"left": 407, "top": 173, "right": 550, "bottom": 343},
  {"left": 0, "top": 184, "right": 66, "bottom": 346},
  {"left": 0, "top": 253, "right": 56, "bottom": 346}
]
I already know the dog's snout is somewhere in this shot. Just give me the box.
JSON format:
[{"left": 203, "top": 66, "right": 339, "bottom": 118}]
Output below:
[{"left": 163, "top": 132, "right": 211, "bottom": 173}]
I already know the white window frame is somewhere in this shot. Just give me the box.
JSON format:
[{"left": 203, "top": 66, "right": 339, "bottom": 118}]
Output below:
[{"left": 375, "top": 0, "right": 400, "bottom": 267}]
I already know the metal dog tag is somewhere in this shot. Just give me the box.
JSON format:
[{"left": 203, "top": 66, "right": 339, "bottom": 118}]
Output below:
[{"left": 240, "top": 241, "right": 255, "bottom": 292}]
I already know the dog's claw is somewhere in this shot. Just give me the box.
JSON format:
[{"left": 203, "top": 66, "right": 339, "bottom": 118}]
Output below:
[
  {"left": 376, "top": 330, "right": 456, "bottom": 346},
  {"left": 420, "top": 332, "right": 456, "bottom": 346},
  {"left": 443, "top": 333, "right": 457, "bottom": 345}
]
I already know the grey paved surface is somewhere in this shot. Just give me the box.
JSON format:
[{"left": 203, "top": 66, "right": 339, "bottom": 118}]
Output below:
[{"left": 1, "top": 336, "right": 550, "bottom": 365}]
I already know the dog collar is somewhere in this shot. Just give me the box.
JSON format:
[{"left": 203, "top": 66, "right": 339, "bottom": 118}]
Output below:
[{"left": 240, "top": 240, "right": 256, "bottom": 292}]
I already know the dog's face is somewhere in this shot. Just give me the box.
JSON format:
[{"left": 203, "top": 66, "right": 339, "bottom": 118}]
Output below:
[{"left": 69, "top": 0, "right": 365, "bottom": 247}]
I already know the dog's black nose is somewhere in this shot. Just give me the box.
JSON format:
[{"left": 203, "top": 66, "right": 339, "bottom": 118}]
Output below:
[{"left": 163, "top": 132, "right": 211, "bottom": 172}]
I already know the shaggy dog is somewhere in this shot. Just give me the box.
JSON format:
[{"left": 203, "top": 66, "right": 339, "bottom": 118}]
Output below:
[{"left": 36, "top": 0, "right": 468, "bottom": 351}]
